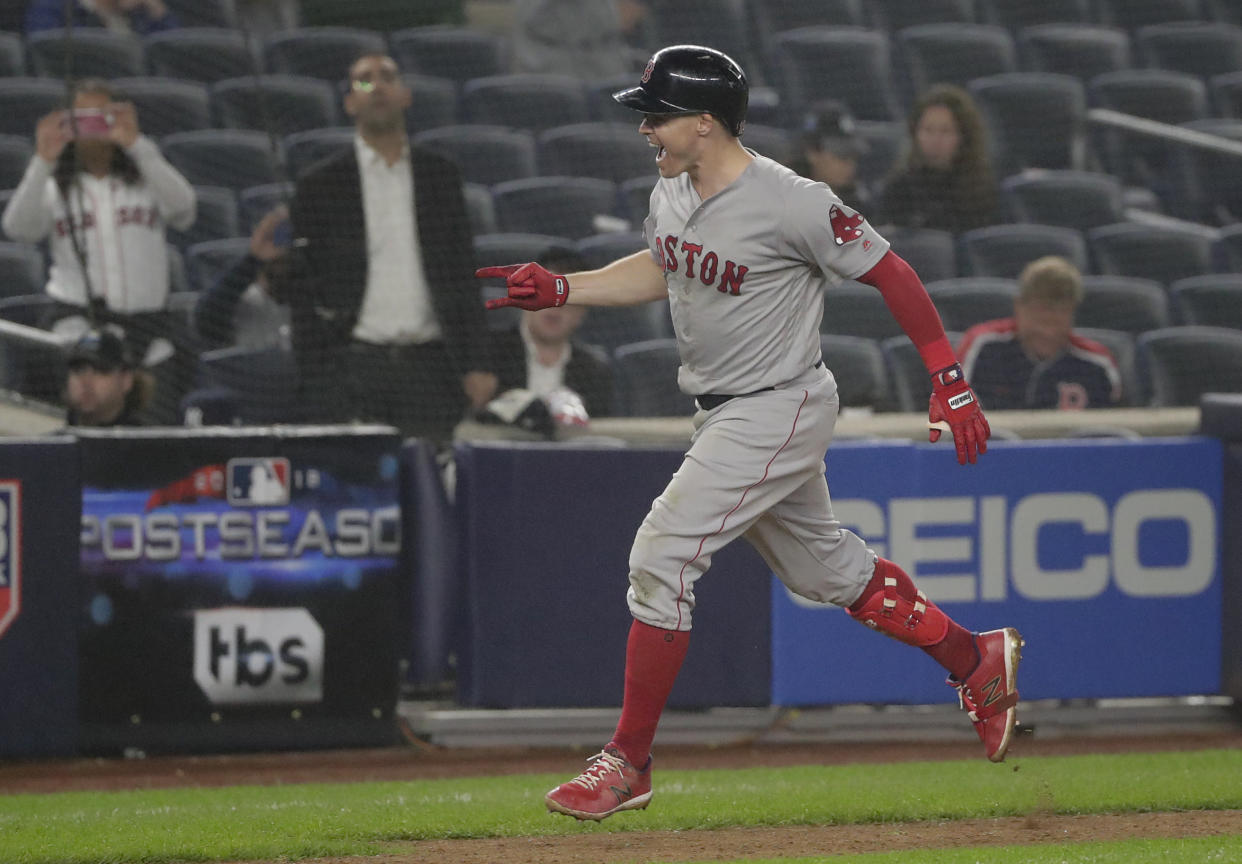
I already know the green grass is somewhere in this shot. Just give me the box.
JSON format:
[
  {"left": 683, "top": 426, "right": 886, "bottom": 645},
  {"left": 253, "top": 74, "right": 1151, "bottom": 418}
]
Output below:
[{"left": 0, "top": 749, "right": 1239, "bottom": 863}]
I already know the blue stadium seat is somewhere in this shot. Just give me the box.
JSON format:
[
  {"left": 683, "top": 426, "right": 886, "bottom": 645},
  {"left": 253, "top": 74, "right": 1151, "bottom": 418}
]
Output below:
[
  {"left": 167, "top": 185, "right": 239, "bottom": 251},
  {"left": 27, "top": 28, "right": 144, "bottom": 79},
  {"left": 491, "top": 176, "right": 620, "bottom": 240},
  {"left": 1001, "top": 170, "right": 1124, "bottom": 230},
  {"left": 1169, "top": 118, "right": 1242, "bottom": 225},
  {"left": 1135, "top": 325, "right": 1242, "bottom": 406},
  {"left": 1212, "top": 71, "right": 1242, "bottom": 118},
  {"left": 0, "top": 31, "right": 26, "bottom": 77},
  {"left": 1217, "top": 223, "right": 1242, "bottom": 270},
  {"left": 1074, "top": 326, "right": 1139, "bottom": 406},
  {"left": 885, "top": 227, "right": 958, "bottom": 283},
  {"left": 161, "top": 130, "right": 282, "bottom": 190},
  {"left": 1136, "top": 22, "right": 1242, "bottom": 79},
  {"left": 959, "top": 224, "right": 1089, "bottom": 278},
  {"left": 184, "top": 237, "right": 253, "bottom": 293},
  {"left": 873, "top": 0, "right": 977, "bottom": 30},
  {"left": 404, "top": 74, "right": 460, "bottom": 132},
  {"left": 753, "top": 0, "right": 869, "bottom": 47},
  {"left": 1077, "top": 275, "right": 1170, "bottom": 332},
  {"left": 898, "top": 24, "right": 1018, "bottom": 99},
  {"left": 211, "top": 75, "right": 340, "bottom": 136},
  {"left": 0, "top": 241, "right": 45, "bottom": 299},
  {"left": 198, "top": 344, "right": 300, "bottom": 423},
  {"left": 927, "top": 277, "right": 1019, "bottom": 331},
  {"left": 819, "top": 334, "right": 896, "bottom": 410},
  {"left": 1097, "top": 0, "right": 1210, "bottom": 31},
  {"left": 1017, "top": 25, "right": 1132, "bottom": 84},
  {"left": 263, "top": 27, "right": 386, "bottom": 81},
  {"left": 238, "top": 182, "right": 294, "bottom": 232},
  {"left": 821, "top": 280, "right": 907, "bottom": 340},
  {"left": 281, "top": 126, "right": 353, "bottom": 180},
  {"left": 576, "top": 301, "right": 673, "bottom": 356},
  {"left": 143, "top": 28, "right": 256, "bottom": 84},
  {"left": 1169, "top": 275, "right": 1242, "bottom": 328},
  {"left": 0, "top": 134, "right": 33, "bottom": 191},
  {"left": 772, "top": 27, "right": 902, "bottom": 121},
  {"left": 979, "top": 0, "right": 1094, "bottom": 30},
  {"left": 613, "top": 338, "right": 693, "bottom": 417},
  {"left": 575, "top": 231, "right": 648, "bottom": 269},
  {"left": 1088, "top": 221, "right": 1214, "bottom": 284},
  {"left": 389, "top": 27, "right": 503, "bottom": 84},
  {"left": 970, "top": 73, "right": 1088, "bottom": 176},
  {"left": 111, "top": 77, "right": 212, "bottom": 137},
  {"left": 739, "top": 124, "right": 794, "bottom": 165},
  {"left": 461, "top": 74, "right": 590, "bottom": 133},
  {"left": 163, "top": 0, "right": 235, "bottom": 28},
  {"left": 413, "top": 125, "right": 537, "bottom": 186},
  {"left": 0, "top": 78, "right": 64, "bottom": 138},
  {"left": 537, "top": 122, "right": 657, "bottom": 185},
  {"left": 462, "top": 182, "right": 496, "bottom": 236},
  {"left": 882, "top": 333, "right": 968, "bottom": 413}
]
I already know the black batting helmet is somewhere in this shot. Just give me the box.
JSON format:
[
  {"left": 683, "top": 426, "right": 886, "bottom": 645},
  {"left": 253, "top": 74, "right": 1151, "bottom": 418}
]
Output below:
[{"left": 613, "top": 44, "right": 748, "bottom": 137}]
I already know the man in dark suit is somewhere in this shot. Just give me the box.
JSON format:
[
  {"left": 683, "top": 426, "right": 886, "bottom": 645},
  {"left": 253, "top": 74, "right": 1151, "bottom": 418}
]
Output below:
[{"left": 287, "top": 53, "right": 497, "bottom": 442}]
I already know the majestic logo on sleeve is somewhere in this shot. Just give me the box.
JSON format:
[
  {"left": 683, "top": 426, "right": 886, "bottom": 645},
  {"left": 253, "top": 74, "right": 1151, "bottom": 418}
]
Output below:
[
  {"left": 657, "top": 234, "right": 749, "bottom": 295},
  {"left": 829, "top": 204, "right": 866, "bottom": 246}
]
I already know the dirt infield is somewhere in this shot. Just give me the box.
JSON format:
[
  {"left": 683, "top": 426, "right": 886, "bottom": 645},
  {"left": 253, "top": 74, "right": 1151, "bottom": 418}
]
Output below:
[{"left": 3, "top": 730, "right": 1241, "bottom": 863}]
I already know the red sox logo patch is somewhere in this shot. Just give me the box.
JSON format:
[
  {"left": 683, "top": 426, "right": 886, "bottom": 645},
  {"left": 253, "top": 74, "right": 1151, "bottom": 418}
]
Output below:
[
  {"left": 829, "top": 204, "right": 866, "bottom": 246},
  {"left": 641, "top": 60, "right": 654, "bottom": 83}
]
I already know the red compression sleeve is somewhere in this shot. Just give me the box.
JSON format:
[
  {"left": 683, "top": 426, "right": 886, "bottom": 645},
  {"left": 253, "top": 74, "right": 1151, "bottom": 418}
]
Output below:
[{"left": 855, "top": 250, "right": 957, "bottom": 375}]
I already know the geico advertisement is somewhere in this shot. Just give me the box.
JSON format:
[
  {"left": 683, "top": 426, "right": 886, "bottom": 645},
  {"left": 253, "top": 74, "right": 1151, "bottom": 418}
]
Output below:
[
  {"left": 193, "top": 607, "right": 324, "bottom": 705},
  {"left": 771, "top": 437, "right": 1224, "bottom": 703}
]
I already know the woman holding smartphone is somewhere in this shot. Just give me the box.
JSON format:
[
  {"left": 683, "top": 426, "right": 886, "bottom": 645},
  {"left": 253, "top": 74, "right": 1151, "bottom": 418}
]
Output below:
[{"left": 1, "top": 78, "right": 197, "bottom": 421}]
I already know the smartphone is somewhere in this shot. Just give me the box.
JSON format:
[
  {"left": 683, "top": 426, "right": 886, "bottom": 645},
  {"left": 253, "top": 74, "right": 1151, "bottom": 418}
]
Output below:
[
  {"left": 272, "top": 219, "right": 293, "bottom": 248},
  {"left": 63, "top": 108, "right": 113, "bottom": 139}
]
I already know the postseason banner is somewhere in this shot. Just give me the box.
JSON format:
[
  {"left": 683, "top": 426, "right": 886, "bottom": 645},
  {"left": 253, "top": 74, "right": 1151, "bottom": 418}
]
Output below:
[{"left": 76, "top": 428, "right": 404, "bottom": 750}]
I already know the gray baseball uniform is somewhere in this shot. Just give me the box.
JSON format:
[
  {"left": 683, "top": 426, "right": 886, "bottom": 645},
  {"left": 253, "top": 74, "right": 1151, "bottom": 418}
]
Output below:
[{"left": 626, "top": 154, "right": 890, "bottom": 631}]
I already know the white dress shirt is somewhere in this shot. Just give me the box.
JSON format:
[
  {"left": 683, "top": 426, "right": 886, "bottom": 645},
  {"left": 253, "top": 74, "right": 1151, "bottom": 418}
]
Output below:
[{"left": 351, "top": 135, "right": 441, "bottom": 345}]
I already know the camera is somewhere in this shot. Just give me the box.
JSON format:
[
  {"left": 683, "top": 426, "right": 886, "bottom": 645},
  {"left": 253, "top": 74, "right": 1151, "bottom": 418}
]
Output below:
[{"left": 62, "top": 108, "right": 113, "bottom": 139}]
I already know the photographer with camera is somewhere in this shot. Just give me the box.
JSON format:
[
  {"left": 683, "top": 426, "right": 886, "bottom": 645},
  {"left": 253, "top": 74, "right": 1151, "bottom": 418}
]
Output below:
[{"left": 1, "top": 78, "right": 197, "bottom": 423}]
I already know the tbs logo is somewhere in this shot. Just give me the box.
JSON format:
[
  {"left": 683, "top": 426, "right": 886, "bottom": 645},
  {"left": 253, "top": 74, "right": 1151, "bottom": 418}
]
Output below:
[
  {"left": 0, "top": 481, "right": 19, "bottom": 640},
  {"left": 226, "top": 458, "right": 290, "bottom": 506},
  {"left": 193, "top": 608, "right": 323, "bottom": 705}
]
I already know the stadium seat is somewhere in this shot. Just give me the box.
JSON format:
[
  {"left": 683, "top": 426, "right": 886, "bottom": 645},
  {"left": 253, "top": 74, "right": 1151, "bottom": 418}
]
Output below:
[
  {"left": 144, "top": 28, "right": 256, "bottom": 84},
  {"left": 0, "top": 31, "right": 25, "bottom": 77},
  {"left": 882, "top": 334, "right": 967, "bottom": 413},
  {"left": 1001, "top": 170, "right": 1124, "bottom": 230},
  {"left": 263, "top": 27, "right": 386, "bottom": 81},
  {"left": 772, "top": 27, "right": 903, "bottom": 122},
  {"left": 461, "top": 74, "right": 590, "bottom": 133},
  {"left": 462, "top": 182, "right": 496, "bottom": 236},
  {"left": 1088, "top": 69, "right": 1209, "bottom": 185},
  {"left": 537, "top": 122, "right": 655, "bottom": 184},
  {"left": 238, "top": 182, "right": 294, "bottom": 231},
  {"left": 1017, "top": 25, "right": 1132, "bottom": 84},
  {"left": 927, "top": 278, "right": 1019, "bottom": 331},
  {"left": 576, "top": 301, "right": 673, "bottom": 356},
  {"left": 1097, "top": 0, "right": 1211, "bottom": 31},
  {"left": 0, "top": 134, "right": 33, "bottom": 191},
  {"left": 979, "top": 0, "right": 1094, "bottom": 30},
  {"left": 473, "top": 232, "right": 576, "bottom": 270},
  {"left": 26, "top": 28, "right": 145, "bottom": 79},
  {"left": 389, "top": 27, "right": 504, "bottom": 84},
  {"left": 575, "top": 231, "right": 647, "bottom": 270},
  {"left": 873, "top": 0, "right": 977, "bottom": 31},
  {"left": 1169, "top": 118, "right": 1242, "bottom": 225},
  {"left": 211, "top": 75, "right": 340, "bottom": 136},
  {"left": 855, "top": 121, "right": 905, "bottom": 190},
  {"left": 958, "top": 224, "right": 1089, "bottom": 278},
  {"left": 1169, "top": 275, "right": 1242, "bottom": 328},
  {"left": 404, "top": 74, "right": 460, "bottom": 132},
  {"left": 753, "top": 0, "right": 868, "bottom": 44},
  {"left": 1136, "top": 22, "right": 1242, "bottom": 79},
  {"left": 649, "top": 0, "right": 761, "bottom": 85},
  {"left": 1136, "top": 325, "right": 1242, "bottom": 406},
  {"left": 885, "top": 227, "right": 958, "bottom": 283},
  {"left": 161, "top": 130, "right": 282, "bottom": 191},
  {"left": 821, "top": 280, "right": 907, "bottom": 340},
  {"left": 491, "top": 177, "right": 620, "bottom": 240},
  {"left": 1077, "top": 275, "right": 1170, "bottom": 332},
  {"left": 1217, "top": 223, "right": 1242, "bottom": 270},
  {"left": 585, "top": 75, "right": 645, "bottom": 125},
  {"left": 0, "top": 78, "right": 65, "bottom": 138},
  {"left": 968, "top": 73, "right": 1087, "bottom": 176},
  {"left": 897, "top": 24, "right": 1018, "bottom": 100},
  {"left": 1088, "top": 221, "right": 1214, "bottom": 284},
  {"left": 0, "top": 292, "right": 55, "bottom": 328},
  {"left": 111, "top": 77, "right": 212, "bottom": 137},
  {"left": 198, "top": 344, "right": 300, "bottom": 423},
  {"left": 184, "top": 237, "right": 253, "bottom": 293},
  {"left": 167, "top": 185, "right": 239, "bottom": 251},
  {"left": 166, "top": 244, "right": 191, "bottom": 295},
  {"left": 413, "top": 125, "right": 537, "bottom": 186},
  {"left": 281, "top": 126, "right": 353, "bottom": 180},
  {"left": 621, "top": 176, "right": 655, "bottom": 226},
  {"left": 613, "top": 338, "right": 693, "bottom": 417},
  {"left": 819, "top": 334, "right": 896, "bottom": 410},
  {"left": 1073, "top": 326, "right": 1139, "bottom": 405},
  {"left": 739, "top": 124, "right": 794, "bottom": 166},
  {"left": 0, "top": 242, "right": 46, "bottom": 299},
  {"left": 163, "top": 0, "right": 235, "bottom": 28},
  {"left": 1212, "top": 71, "right": 1242, "bottom": 118}
]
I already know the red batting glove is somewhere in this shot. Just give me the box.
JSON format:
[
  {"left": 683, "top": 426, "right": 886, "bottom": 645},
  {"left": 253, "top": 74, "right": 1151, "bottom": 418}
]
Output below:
[
  {"left": 475, "top": 262, "right": 569, "bottom": 311},
  {"left": 928, "top": 363, "right": 991, "bottom": 465}
]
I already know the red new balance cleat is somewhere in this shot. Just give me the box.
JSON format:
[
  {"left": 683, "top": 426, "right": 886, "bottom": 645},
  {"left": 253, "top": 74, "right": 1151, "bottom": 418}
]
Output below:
[
  {"left": 950, "top": 627, "right": 1023, "bottom": 762},
  {"left": 545, "top": 745, "right": 653, "bottom": 821}
]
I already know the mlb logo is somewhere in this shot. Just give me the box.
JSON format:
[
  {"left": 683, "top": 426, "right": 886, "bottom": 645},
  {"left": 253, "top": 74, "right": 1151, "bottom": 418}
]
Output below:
[
  {"left": 226, "top": 458, "right": 291, "bottom": 506},
  {"left": 0, "top": 481, "right": 21, "bottom": 640}
]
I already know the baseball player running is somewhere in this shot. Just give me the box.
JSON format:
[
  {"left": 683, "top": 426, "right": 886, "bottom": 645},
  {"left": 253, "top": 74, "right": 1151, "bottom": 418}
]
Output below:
[{"left": 477, "top": 44, "right": 1022, "bottom": 822}]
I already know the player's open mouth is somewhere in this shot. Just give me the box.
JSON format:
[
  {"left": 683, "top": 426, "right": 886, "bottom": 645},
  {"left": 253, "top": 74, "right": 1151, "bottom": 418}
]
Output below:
[{"left": 654, "top": 145, "right": 666, "bottom": 163}]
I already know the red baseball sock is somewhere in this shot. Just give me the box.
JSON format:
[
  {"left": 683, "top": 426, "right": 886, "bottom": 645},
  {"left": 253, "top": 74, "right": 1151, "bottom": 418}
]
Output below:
[
  {"left": 609, "top": 619, "right": 690, "bottom": 768},
  {"left": 849, "top": 558, "right": 979, "bottom": 681}
]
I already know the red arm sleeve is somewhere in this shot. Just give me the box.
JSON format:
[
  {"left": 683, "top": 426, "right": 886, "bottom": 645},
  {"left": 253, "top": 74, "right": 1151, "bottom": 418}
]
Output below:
[{"left": 855, "top": 250, "right": 957, "bottom": 375}]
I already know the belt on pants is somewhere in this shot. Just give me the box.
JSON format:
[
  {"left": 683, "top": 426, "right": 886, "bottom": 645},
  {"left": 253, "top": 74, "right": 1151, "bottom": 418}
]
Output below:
[{"left": 694, "top": 360, "right": 823, "bottom": 411}]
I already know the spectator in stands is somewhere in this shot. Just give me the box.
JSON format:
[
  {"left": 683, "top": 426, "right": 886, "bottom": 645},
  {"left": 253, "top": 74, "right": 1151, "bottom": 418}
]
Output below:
[
  {"left": 1, "top": 78, "right": 197, "bottom": 423},
  {"left": 878, "top": 84, "right": 998, "bottom": 234},
  {"left": 789, "top": 100, "right": 871, "bottom": 213},
  {"left": 194, "top": 204, "right": 292, "bottom": 351},
  {"left": 490, "top": 250, "right": 615, "bottom": 420},
  {"left": 511, "top": 0, "right": 650, "bottom": 79},
  {"left": 287, "top": 53, "right": 496, "bottom": 442},
  {"left": 62, "top": 327, "right": 151, "bottom": 427},
  {"left": 25, "top": 0, "right": 180, "bottom": 35},
  {"left": 958, "top": 256, "right": 1122, "bottom": 410}
]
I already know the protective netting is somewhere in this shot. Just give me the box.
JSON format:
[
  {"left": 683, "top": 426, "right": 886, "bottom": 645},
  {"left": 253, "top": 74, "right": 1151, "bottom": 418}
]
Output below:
[{"left": 0, "top": 0, "right": 1239, "bottom": 434}]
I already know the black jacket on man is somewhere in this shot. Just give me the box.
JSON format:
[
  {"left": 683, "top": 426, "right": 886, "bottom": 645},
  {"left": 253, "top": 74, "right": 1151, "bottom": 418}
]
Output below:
[{"left": 285, "top": 144, "right": 491, "bottom": 412}]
